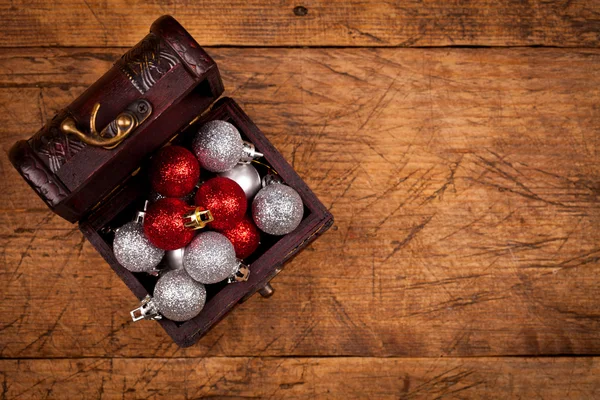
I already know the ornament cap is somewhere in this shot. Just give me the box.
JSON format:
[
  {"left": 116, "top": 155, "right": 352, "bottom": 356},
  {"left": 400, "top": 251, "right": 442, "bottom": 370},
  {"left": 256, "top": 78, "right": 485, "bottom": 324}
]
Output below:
[
  {"left": 183, "top": 207, "right": 214, "bottom": 230},
  {"left": 240, "top": 141, "right": 263, "bottom": 164},
  {"left": 228, "top": 261, "right": 250, "bottom": 283},
  {"left": 133, "top": 201, "right": 150, "bottom": 223},
  {"left": 262, "top": 173, "right": 283, "bottom": 187},
  {"left": 130, "top": 295, "right": 162, "bottom": 322}
]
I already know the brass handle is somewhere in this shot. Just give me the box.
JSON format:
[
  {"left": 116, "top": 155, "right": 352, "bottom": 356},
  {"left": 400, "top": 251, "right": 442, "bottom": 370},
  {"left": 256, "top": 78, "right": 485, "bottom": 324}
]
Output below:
[{"left": 60, "top": 102, "right": 139, "bottom": 149}]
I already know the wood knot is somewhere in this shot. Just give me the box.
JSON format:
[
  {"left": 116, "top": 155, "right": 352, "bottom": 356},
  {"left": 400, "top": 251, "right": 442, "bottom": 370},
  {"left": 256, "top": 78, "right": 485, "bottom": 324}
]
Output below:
[{"left": 293, "top": 6, "right": 308, "bottom": 16}]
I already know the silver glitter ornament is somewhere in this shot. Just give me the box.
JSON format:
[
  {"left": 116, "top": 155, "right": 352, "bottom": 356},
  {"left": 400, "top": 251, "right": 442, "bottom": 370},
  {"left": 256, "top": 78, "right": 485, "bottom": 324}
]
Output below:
[
  {"left": 193, "top": 120, "right": 262, "bottom": 172},
  {"left": 183, "top": 231, "right": 241, "bottom": 284},
  {"left": 130, "top": 270, "right": 206, "bottom": 322},
  {"left": 218, "top": 163, "right": 262, "bottom": 199},
  {"left": 155, "top": 270, "right": 206, "bottom": 321},
  {"left": 113, "top": 221, "right": 164, "bottom": 273},
  {"left": 252, "top": 183, "right": 304, "bottom": 235},
  {"left": 164, "top": 247, "right": 185, "bottom": 270}
]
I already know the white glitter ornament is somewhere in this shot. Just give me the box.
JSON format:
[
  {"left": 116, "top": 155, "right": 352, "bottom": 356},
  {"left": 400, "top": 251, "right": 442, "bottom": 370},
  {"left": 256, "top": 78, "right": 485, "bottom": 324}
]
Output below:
[
  {"left": 113, "top": 217, "right": 164, "bottom": 274},
  {"left": 252, "top": 182, "right": 304, "bottom": 235},
  {"left": 183, "top": 231, "right": 248, "bottom": 284},
  {"left": 130, "top": 270, "right": 206, "bottom": 322},
  {"left": 193, "top": 120, "right": 262, "bottom": 172},
  {"left": 218, "top": 163, "right": 262, "bottom": 199}
]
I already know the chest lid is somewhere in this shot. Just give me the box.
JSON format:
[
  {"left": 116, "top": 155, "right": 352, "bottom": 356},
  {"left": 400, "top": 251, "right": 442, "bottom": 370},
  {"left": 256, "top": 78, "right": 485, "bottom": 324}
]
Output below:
[{"left": 9, "top": 16, "right": 224, "bottom": 223}]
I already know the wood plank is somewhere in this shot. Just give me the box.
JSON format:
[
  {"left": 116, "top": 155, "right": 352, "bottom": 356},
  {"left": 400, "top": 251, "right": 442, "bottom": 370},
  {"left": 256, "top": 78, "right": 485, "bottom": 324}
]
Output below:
[
  {"left": 1, "top": 357, "right": 599, "bottom": 399},
  {"left": 0, "top": 47, "right": 599, "bottom": 357},
  {"left": 0, "top": 1, "right": 600, "bottom": 48}
]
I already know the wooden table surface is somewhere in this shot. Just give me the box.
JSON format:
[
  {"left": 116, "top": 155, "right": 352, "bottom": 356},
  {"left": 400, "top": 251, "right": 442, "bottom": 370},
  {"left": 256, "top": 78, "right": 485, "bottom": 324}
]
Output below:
[{"left": 1, "top": 1, "right": 599, "bottom": 399}]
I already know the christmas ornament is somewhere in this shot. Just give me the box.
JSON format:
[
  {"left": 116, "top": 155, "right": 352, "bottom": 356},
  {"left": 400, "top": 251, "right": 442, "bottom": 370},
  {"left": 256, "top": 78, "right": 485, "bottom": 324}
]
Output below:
[
  {"left": 130, "top": 270, "right": 206, "bottom": 322},
  {"left": 220, "top": 217, "right": 261, "bottom": 259},
  {"left": 218, "top": 163, "right": 262, "bottom": 199},
  {"left": 164, "top": 247, "right": 185, "bottom": 270},
  {"left": 150, "top": 145, "right": 200, "bottom": 197},
  {"left": 183, "top": 231, "right": 249, "bottom": 284},
  {"left": 252, "top": 182, "right": 304, "bottom": 235},
  {"left": 193, "top": 120, "right": 263, "bottom": 172},
  {"left": 113, "top": 213, "right": 164, "bottom": 273},
  {"left": 144, "top": 198, "right": 213, "bottom": 250},
  {"left": 194, "top": 177, "right": 247, "bottom": 231}
]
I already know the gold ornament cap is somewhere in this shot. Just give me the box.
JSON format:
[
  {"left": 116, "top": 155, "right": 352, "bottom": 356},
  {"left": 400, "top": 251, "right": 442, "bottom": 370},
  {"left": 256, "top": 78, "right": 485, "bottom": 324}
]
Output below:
[{"left": 183, "top": 207, "right": 214, "bottom": 230}]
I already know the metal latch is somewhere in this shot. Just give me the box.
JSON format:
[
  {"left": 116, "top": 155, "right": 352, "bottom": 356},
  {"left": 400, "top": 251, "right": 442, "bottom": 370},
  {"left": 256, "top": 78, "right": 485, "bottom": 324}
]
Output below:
[{"left": 60, "top": 99, "right": 152, "bottom": 149}]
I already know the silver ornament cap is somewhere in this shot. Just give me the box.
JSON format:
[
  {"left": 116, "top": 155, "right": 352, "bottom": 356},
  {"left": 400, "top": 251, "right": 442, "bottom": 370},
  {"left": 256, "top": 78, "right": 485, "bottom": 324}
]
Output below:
[
  {"left": 183, "top": 231, "right": 239, "bottom": 284},
  {"left": 154, "top": 269, "right": 206, "bottom": 322},
  {"left": 193, "top": 120, "right": 243, "bottom": 172},
  {"left": 113, "top": 221, "right": 165, "bottom": 273},
  {"left": 218, "top": 163, "right": 262, "bottom": 199},
  {"left": 130, "top": 295, "right": 161, "bottom": 321},
  {"left": 240, "top": 141, "right": 263, "bottom": 164},
  {"left": 252, "top": 184, "right": 304, "bottom": 235}
]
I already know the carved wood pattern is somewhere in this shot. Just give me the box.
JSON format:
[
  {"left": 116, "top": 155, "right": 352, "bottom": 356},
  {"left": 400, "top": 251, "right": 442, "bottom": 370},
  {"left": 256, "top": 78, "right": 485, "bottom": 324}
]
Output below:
[
  {"left": 118, "top": 33, "right": 180, "bottom": 94},
  {"left": 12, "top": 144, "right": 69, "bottom": 206},
  {"left": 28, "top": 116, "right": 86, "bottom": 174}
]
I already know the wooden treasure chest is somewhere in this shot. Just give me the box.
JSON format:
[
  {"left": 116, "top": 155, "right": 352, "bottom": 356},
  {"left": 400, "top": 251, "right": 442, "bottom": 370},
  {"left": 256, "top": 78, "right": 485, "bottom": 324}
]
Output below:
[{"left": 9, "top": 15, "right": 333, "bottom": 347}]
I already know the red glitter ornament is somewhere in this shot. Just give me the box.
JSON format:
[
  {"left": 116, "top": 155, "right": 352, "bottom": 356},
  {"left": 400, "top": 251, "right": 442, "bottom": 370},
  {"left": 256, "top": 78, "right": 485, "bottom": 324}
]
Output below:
[
  {"left": 219, "top": 217, "right": 261, "bottom": 259},
  {"left": 195, "top": 177, "right": 247, "bottom": 231},
  {"left": 144, "top": 198, "right": 196, "bottom": 250},
  {"left": 150, "top": 146, "right": 200, "bottom": 198}
]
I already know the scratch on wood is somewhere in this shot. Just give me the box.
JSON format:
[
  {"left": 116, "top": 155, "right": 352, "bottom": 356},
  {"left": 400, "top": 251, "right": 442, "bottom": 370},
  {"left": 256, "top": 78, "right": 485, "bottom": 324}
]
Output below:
[{"left": 383, "top": 215, "right": 433, "bottom": 263}]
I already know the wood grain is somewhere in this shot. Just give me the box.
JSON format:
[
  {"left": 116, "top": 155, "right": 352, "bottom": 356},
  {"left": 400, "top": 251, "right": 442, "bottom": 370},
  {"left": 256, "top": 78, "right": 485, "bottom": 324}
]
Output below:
[
  {"left": 1, "top": 47, "right": 599, "bottom": 359},
  {"left": 2, "top": 357, "right": 600, "bottom": 399},
  {"left": 0, "top": 0, "right": 599, "bottom": 48}
]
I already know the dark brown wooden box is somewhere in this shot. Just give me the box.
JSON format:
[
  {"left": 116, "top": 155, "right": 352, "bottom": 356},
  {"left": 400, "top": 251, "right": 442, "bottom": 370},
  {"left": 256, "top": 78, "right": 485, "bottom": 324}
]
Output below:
[{"left": 9, "top": 16, "right": 332, "bottom": 347}]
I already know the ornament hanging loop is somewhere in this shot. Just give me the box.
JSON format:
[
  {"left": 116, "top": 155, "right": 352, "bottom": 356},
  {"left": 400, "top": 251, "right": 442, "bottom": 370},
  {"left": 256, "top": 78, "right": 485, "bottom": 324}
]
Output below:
[
  {"left": 251, "top": 159, "right": 278, "bottom": 175},
  {"left": 183, "top": 207, "right": 214, "bottom": 230},
  {"left": 228, "top": 262, "right": 250, "bottom": 283},
  {"left": 130, "top": 295, "right": 162, "bottom": 321}
]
